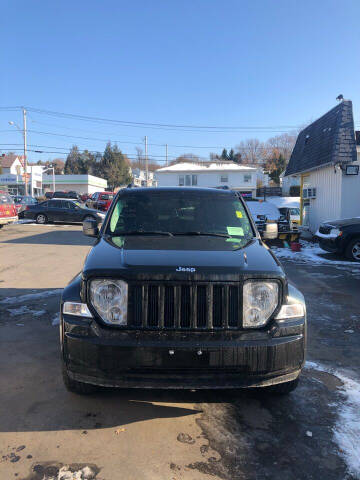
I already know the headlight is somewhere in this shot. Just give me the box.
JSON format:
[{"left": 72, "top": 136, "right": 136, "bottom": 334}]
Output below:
[
  {"left": 330, "top": 228, "right": 341, "bottom": 237},
  {"left": 243, "top": 281, "right": 279, "bottom": 328},
  {"left": 63, "top": 302, "right": 93, "bottom": 318},
  {"left": 90, "top": 279, "right": 128, "bottom": 325},
  {"left": 275, "top": 303, "right": 304, "bottom": 319}
]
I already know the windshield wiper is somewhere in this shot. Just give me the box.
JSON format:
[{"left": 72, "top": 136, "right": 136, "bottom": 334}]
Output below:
[
  {"left": 108, "top": 230, "right": 173, "bottom": 236},
  {"left": 173, "top": 231, "right": 231, "bottom": 238}
]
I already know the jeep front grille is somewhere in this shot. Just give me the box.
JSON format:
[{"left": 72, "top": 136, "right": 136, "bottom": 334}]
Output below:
[{"left": 128, "top": 283, "right": 242, "bottom": 330}]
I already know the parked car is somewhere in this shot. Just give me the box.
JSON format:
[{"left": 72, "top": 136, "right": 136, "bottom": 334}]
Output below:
[
  {"left": 13, "top": 195, "right": 38, "bottom": 213},
  {"left": 18, "top": 199, "right": 106, "bottom": 224},
  {"left": 316, "top": 217, "right": 360, "bottom": 261},
  {"left": 80, "top": 193, "right": 91, "bottom": 203},
  {"left": 52, "top": 191, "right": 82, "bottom": 201},
  {"left": 45, "top": 191, "right": 54, "bottom": 199},
  {"left": 60, "top": 187, "right": 306, "bottom": 395},
  {"left": 86, "top": 191, "right": 115, "bottom": 211},
  {"left": 0, "top": 191, "right": 17, "bottom": 228}
]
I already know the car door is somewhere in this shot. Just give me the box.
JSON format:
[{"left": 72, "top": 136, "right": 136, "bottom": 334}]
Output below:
[
  {"left": 63, "top": 201, "right": 82, "bottom": 222},
  {"left": 47, "top": 200, "right": 65, "bottom": 222}
]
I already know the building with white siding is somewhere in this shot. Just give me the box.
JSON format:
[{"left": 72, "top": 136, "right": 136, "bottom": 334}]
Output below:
[
  {"left": 42, "top": 174, "right": 107, "bottom": 194},
  {"left": 155, "top": 162, "right": 258, "bottom": 197},
  {"left": 285, "top": 100, "right": 359, "bottom": 233}
]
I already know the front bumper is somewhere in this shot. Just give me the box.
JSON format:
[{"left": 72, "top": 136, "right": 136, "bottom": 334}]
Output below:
[
  {"left": 0, "top": 216, "right": 17, "bottom": 225},
  {"left": 317, "top": 236, "right": 343, "bottom": 254},
  {"left": 61, "top": 315, "right": 306, "bottom": 389}
]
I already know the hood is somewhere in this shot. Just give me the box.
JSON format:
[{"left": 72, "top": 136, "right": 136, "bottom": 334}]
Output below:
[
  {"left": 323, "top": 217, "right": 360, "bottom": 227},
  {"left": 82, "top": 235, "right": 284, "bottom": 282}
]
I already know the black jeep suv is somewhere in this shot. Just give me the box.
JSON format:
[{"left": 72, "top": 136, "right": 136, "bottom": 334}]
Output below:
[{"left": 60, "top": 187, "right": 306, "bottom": 395}]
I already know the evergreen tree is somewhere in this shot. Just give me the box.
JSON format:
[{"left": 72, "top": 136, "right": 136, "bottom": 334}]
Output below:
[
  {"left": 220, "top": 148, "right": 228, "bottom": 160},
  {"left": 98, "top": 142, "right": 132, "bottom": 190},
  {"left": 228, "top": 148, "right": 235, "bottom": 161},
  {"left": 64, "top": 146, "right": 82, "bottom": 174}
]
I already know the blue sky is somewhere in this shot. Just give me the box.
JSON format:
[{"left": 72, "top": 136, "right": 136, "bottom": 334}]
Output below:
[{"left": 1, "top": 0, "right": 360, "bottom": 164}]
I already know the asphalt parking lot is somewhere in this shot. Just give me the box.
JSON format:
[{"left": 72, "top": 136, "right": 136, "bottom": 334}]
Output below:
[{"left": 1, "top": 223, "right": 360, "bottom": 480}]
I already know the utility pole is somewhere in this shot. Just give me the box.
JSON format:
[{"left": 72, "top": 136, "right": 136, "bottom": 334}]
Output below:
[
  {"left": 165, "top": 144, "right": 168, "bottom": 166},
  {"left": 23, "top": 108, "right": 28, "bottom": 195},
  {"left": 144, "top": 136, "right": 148, "bottom": 186}
]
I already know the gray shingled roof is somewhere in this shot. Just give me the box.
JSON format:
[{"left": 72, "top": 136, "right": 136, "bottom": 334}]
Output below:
[{"left": 285, "top": 100, "right": 357, "bottom": 176}]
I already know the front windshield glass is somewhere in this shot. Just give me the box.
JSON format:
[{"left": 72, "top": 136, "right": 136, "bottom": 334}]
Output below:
[
  {"left": 290, "top": 208, "right": 300, "bottom": 215},
  {"left": 107, "top": 191, "right": 254, "bottom": 241}
]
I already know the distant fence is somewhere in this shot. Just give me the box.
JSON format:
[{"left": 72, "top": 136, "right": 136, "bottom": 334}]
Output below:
[{"left": 256, "top": 187, "right": 282, "bottom": 197}]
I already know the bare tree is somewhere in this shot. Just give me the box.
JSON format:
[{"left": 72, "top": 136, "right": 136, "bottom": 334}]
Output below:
[
  {"left": 265, "top": 132, "right": 297, "bottom": 162},
  {"left": 235, "top": 138, "right": 268, "bottom": 165}
]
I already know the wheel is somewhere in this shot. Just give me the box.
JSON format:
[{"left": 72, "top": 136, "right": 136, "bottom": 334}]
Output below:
[
  {"left": 262, "top": 378, "right": 299, "bottom": 395},
  {"left": 36, "top": 213, "right": 47, "bottom": 224},
  {"left": 345, "top": 238, "right": 360, "bottom": 262},
  {"left": 0, "top": 225, "right": 3, "bottom": 229},
  {"left": 62, "top": 364, "right": 98, "bottom": 395}
]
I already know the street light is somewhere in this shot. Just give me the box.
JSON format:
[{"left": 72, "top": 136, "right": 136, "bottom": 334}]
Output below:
[{"left": 42, "top": 165, "right": 56, "bottom": 194}]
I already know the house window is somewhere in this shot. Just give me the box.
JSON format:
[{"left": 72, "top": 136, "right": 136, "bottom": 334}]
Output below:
[
  {"left": 220, "top": 174, "right": 228, "bottom": 183},
  {"left": 179, "top": 174, "right": 197, "bottom": 186},
  {"left": 244, "top": 174, "right": 252, "bottom": 183}
]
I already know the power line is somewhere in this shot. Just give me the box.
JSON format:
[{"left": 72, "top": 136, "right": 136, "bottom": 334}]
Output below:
[{"left": 24, "top": 106, "right": 303, "bottom": 132}]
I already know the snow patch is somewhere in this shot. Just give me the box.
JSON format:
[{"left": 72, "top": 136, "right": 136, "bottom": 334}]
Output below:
[
  {"left": 7, "top": 306, "right": 47, "bottom": 317},
  {"left": 0, "top": 289, "right": 62, "bottom": 305},
  {"left": 306, "top": 361, "right": 360, "bottom": 477},
  {"left": 272, "top": 241, "right": 360, "bottom": 268},
  {"left": 52, "top": 313, "right": 60, "bottom": 326}
]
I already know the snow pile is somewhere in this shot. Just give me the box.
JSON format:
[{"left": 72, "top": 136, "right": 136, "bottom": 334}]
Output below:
[
  {"left": 307, "top": 361, "right": 360, "bottom": 477},
  {"left": 267, "top": 196, "right": 300, "bottom": 209},
  {"left": 58, "top": 465, "right": 96, "bottom": 479},
  {"left": 52, "top": 313, "right": 60, "bottom": 326},
  {"left": 272, "top": 241, "right": 360, "bottom": 268}
]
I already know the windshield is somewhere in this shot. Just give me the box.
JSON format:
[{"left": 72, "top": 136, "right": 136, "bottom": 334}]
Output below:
[
  {"left": 290, "top": 208, "right": 300, "bottom": 215},
  {"left": 107, "top": 191, "right": 254, "bottom": 241}
]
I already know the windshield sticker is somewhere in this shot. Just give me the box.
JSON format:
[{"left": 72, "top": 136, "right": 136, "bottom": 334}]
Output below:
[
  {"left": 236, "top": 211, "right": 243, "bottom": 218},
  {"left": 227, "top": 226, "right": 244, "bottom": 236},
  {"left": 110, "top": 202, "right": 123, "bottom": 232}
]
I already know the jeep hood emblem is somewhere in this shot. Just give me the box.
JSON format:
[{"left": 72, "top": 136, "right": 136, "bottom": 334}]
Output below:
[{"left": 176, "top": 266, "right": 196, "bottom": 272}]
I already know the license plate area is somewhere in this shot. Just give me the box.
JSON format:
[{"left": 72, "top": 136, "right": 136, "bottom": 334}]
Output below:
[{"left": 162, "top": 349, "right": 210, "bottom": 367}]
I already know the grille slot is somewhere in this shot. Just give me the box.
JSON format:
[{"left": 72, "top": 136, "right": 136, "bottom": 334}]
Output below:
[{"left": 128, "top": 283, "right": 242, "bottom": 330}]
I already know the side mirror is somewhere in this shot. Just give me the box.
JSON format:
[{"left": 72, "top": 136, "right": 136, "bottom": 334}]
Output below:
[{"left": 83, "top": 218, "right": 99, "bottom": 237}]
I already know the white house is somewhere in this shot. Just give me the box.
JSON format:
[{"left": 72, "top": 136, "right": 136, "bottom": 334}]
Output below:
[
  {"left": 285, "top": 100, "right": 360, "bottom": 233},
  {"left": 0, "top": 155, "right": 44, "bottom": 196},
  {"left": 280, "top": 171, "right": 300, "bottom": 195},
  {"left": 155, "top": 162, "right": 258, "bottom": 196},
  {"left": 42, "top": 174, "right": 107, "bottom": 194},
  {"left": 131, "top": 168, "right": 157, "bottom": 187}
]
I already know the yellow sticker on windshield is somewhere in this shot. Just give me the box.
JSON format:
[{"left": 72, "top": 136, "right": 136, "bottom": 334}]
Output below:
[
  {"left": 227, "top": 226, "right": 244, "bottom": 236},
  {"left": 236, "top": 211, "right": 243, "bottom": 218}
]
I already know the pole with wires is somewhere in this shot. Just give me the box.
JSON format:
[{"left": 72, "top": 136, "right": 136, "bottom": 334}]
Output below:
[
  {"left": 23, "top": 108, "right": 28, "bottom": 195},
  {"left": 165, "top": 144, "right": 168, "bottom": 166},
  {"left": 144, "top": 135, "right": 148, "bottom": 186}
]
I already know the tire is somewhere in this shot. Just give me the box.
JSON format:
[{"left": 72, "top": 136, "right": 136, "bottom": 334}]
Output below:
[
  {"left": 345, "top": 238, "right": 360, "bottom": 262},
  {"left": 36, "top": 213, "right": 47, "bottom": 224},
  {"left": 62, "top": 364, "right": 98, "bottom": 395},
  {"left": 262, "top": 378, "right": 299, "bottom": 395},
  {"left": 0, "top": 224, "right": 3, "bottom": 229}
]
